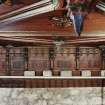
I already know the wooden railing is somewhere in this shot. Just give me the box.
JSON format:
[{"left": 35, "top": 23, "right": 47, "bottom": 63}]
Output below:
[
  {"left": 0, "top": 45, "right": 104, "bottom": 87},
  {"left": 0, "top": 46, "right": 102, "bottom": 75}
]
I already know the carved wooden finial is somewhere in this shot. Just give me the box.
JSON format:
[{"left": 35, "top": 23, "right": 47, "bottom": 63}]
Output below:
[{"left": 5, "top": 0, "right": 12, "bottom": 6}]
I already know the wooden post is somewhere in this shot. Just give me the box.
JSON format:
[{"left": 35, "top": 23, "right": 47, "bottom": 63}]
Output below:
[
  {"left": 98, "top": 45, "right": 105, "bottom": 70},
  {"left": 24, "top": 47, "right": 29, "bottom": 71},
  {"left": 5, "top": 0, "right": 12, "bottom": 6},
  {"left": 6, "top": 45, "right": 11, "bottom": 76},
  {"left": 49, "top": 47, "right": 55, "bottom": 71},
  {"left": 75, "top": 46, "right": 80, "bottom": 70}
]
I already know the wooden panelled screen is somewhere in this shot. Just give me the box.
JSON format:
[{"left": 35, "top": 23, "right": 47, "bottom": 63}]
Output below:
[
  {"left": 0, "top": 46, "right": 102, "bottom": 76},
  {"left": 0, "top": 46, "right": 104, "bottom": 87}
]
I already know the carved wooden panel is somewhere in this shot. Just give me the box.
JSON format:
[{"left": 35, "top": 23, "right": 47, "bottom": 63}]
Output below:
[
  {"left": 79, "top": 47, "right": 101, "bottom": 70},
  {"left": 0, "top": 46, "right": 102, "bottom": 77},
  {"left": 0, "top": 47, "right": 6, "bottom": 75},
  {"left": 0, "top": 46, "right": 103, "bottom": 87},
  {"left": 28, "top": 47, "right": 49, "bottom": 75},
  {"left": 79, "top": 48, "right": 88, "bottom": 69},
  {"left": 9, "top": 47, "right": 25, "bottom": 76},
  {"left": 93, "top": 49, "right": 101, "bottom": 69},
  {"left": 54, "top": 47, "right": 76, "bottom": 71}
]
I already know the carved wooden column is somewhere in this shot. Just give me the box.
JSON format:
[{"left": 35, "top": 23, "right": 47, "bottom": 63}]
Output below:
[
  {"left": 5, "top": 45, "right": 13, "bottom": 75},
  {"left": 99, "top": 45, "right": 105, "bottom": 70},
  {"left": 75, "top": 46, "right": 80, "bottom": 70},
  {"left": 24, "top": 47, "right": 29, "bottom": 71},
  {"left": 5, "top": 0, "right": 12, "bottom": 6},
  {"left": 49, "top": 46, "right": 56, "bottom": 76},
  {"left": 49, "top": 47, "right": 55, "bottom": 71}
]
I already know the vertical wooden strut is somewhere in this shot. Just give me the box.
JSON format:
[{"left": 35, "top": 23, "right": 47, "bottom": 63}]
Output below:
[
  {"left": 49, "top": 47, "right": 55, "bottom": 71},
  {"left": 75, "top": 46, "right": 80, "bottom": 70},
  {"left": 101, "top": 79, "right": 104, "bottom": 105},
  {"left": 98, "top": 45, "right": 105, "bottom": 70},
  {"left": 5, "top": 0, "right": 12, "bottom": 6},
  {"left": 6, "top": 45, "right": 12, "bottom": 76},
  {"left": 24, "top": 47, "right": 29, "bottom": 71}
]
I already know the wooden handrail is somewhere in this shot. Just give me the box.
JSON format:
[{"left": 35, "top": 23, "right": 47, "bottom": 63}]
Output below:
[{"left": 0, "top": 76, "right": 104, "bottom": 79}]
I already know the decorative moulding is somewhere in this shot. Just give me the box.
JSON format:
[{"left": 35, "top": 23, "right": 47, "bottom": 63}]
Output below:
[
  {"left": 101, "top": 70, "right": 105, "bottom": 76},
  {"left": 24, "top": 71, "right": 35, "bottom": 76},
  {"left": 43, "top": 70, "right": 52, "bottom": 77},
  {"left": 60, "top": 71, "right": 72, "bottom": 77},
  {"left": 82, "top": 70, "right": 91, "bottom": 77}
]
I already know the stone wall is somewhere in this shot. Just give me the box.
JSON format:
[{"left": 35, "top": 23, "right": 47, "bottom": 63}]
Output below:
[{"left": 0, "top": 88, "right": 104, "bottom": 105}]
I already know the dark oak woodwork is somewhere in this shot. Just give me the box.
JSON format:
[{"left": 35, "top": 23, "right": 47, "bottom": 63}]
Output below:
[
  {"left": 0, "top": 2, "right": 24, "bottom": 15},
  {"left": 20, "top": 0, "right": 35, "bottom": 5},
  {"left": 0, "top": 12, "right": 104, "bottom": 37},
  {"left": 5, "top": 0, "right": 12, "bottom": 6},
  {"left": 0, "top": 37, "right": 103, "bottom": 87},
  {"left": 0, "top": 1, "right": 104, "bottom": 88},
  {"left": 0, "top": 78, "right": 103, "bottom": 88},
  {"left": 0, "top": 46, "right": 102, "bottom": 76}
]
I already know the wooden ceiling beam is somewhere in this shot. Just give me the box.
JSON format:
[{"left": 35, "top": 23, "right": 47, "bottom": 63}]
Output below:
[
  {"left": 0, "top": 0, "right": 66, "bottom": 26},
  {"left": 0, "top": 0, "right": 53, "bottom": 24},
  {"left": 0, "top": 36, "right": 105, "bottom": 46}
]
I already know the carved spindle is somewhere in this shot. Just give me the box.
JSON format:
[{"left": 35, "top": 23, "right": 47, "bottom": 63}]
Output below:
[
  {"left": 5, "top": 45, "right": 13, "bottom": 75},
  {"left": 75, "top": 46, "right": 80, "bottom": 70},
  {"left": 24, "top": 48, "right": 29, "bottom": 71},
  {"left": 49, "top": 47, "right": 55, "bottom": 70},
  {"left": 98, "top": 45, "right": 105, "bottom": 70}
]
